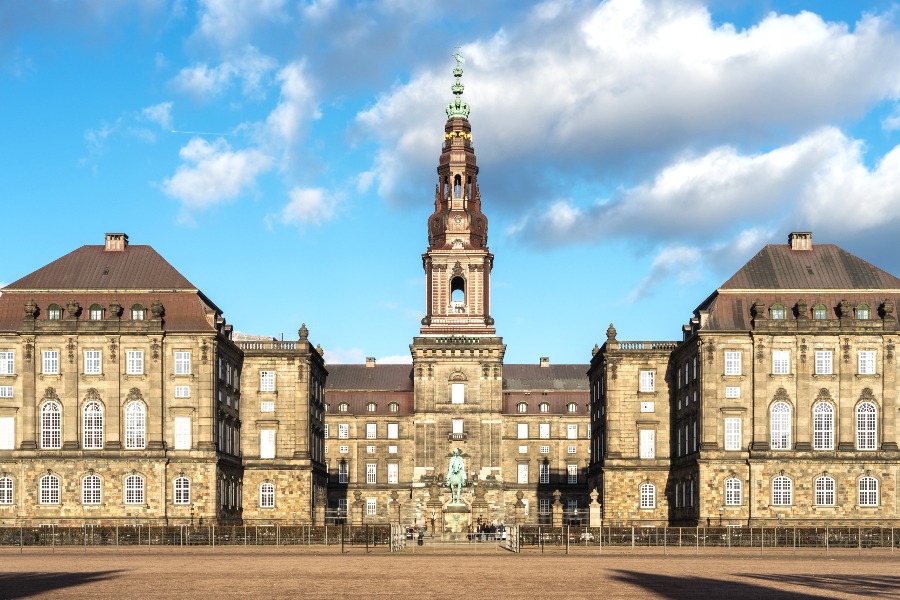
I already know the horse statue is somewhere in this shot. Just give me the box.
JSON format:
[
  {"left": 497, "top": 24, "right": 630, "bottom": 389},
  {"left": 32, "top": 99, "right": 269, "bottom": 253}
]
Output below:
[{"left": 445, "top": 447, "right": 466, "bottom": 503}]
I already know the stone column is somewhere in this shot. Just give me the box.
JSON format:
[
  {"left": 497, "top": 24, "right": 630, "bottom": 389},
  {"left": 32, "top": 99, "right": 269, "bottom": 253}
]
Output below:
[
  {"left": 551, "top": 489, "right": 563, "bottom": 527},
  {"left": 589, "top": 489, "right": 603, "bottom": 527},
  {"left": 351, "top": 490, "right": 364, "bottom": 526},
  {"left": 390, "top": 490, "right": 401, "bottom": 524},
  {"left": 513, "top": 491, "right": 525, "bottom": 526},
  {"left": 314, "top": 487, "right": 326, "bottom": 525}
]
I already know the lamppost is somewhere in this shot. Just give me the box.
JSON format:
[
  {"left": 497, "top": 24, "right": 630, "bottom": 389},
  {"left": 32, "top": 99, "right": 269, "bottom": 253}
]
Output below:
[{"left": 431, "top": 509, "right": 436, "bottom": 538}]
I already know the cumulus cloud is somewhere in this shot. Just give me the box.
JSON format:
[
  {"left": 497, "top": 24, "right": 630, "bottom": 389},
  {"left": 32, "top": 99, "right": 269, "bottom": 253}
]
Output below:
[
  {"left": 278, "top": 186, "right": 339, "bottom": 226},
  {"left": 194, "top": 0, "right": 288, "bottom": 48},
  {"left": 171, "top": 45, "right": 277, "bottom": 99},
  {"left": 265, "top": 60, "right": 320, "bottom": 148},
  {"left": 140, "top": 101, "right": 173, "bottom": 130},
  {"left": 628, "top": 246, "right": 702, "bottom": 301},
  {"left": 161, "top": 137, "right": 273, "bottom": 211}
]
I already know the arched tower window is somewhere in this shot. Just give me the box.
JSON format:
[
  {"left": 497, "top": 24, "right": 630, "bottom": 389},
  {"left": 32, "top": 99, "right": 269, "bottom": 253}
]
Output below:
[
  {"left": 450, "top": 277, "right": 465, "bottom": 312},
  {"left": 453, "top": 174, "right": 462, "bottom": 197}
]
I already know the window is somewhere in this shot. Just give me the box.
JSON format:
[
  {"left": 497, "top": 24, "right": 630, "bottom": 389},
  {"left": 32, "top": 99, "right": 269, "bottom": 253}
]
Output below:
[
  {"left": 639, "top": 370, "right": 655, "bottom": 392},
  {"left": 338, "top": 403, "right": 349, "bottom": 412},
  {"left": 539, "top": 445, "right": 550, "bottom": 454},
  {"left": 724, "top": 352, "right": 741, "bottom": 376},
  {"left": 567, "top": 402, "right": 578, "bottom": 413},
  {"left": 0, "top": 351, "right": 13, "bottom": 375},
  {"left": 366, "top": 445, "right": 376, "bottom": 453},
  {"left": 567, "top": 424, "right": 578, "bottom": 440},
  {"left": 639, "top": 429, "right": 655, "bottom": 459},
  {"left": 386, "top": 422, "right": 398, "bottom": 438},
  {"left": 388, "top": 402, "right": 399, "bottom": 412},
  {"left": 724, "top": 386, "right": 740, "bottom": 399},
  {"left": 366, "top": 498, "right": 377, "bottom": 516},
  {"left": 812, "top": 304, "right": 827, "bottom": 320},
  {"left": 770, "top": 402, "right": 791, "bottom": 450},
  {"left": 640, "top": 483, "right": 656, "bottom": 508},
  {"left": 125, "top": 401, "right": 146, "bottom": 449},
  {"left": 260, "top": 371, "right": 275, "bottom": 392},
  {"left": 174, "top": 477, "right": 190, "bottom": 504},
  {"left": 858, "top": 477, "right": 878, "bottom": 506},
  {"left": 82, "top": 475, "right": 101, "bottom": 504},
  {"left": 339, "top": 445, "right": 348, "bottom": 454},
  {"left": 516, "top": 402, "right": 527, "bottom": 413},
  {"left": 567, "top": 445, "right": 577, "bottom": 454},
  {"left": 857, "top": 304, "right": 870, "bottom": 320},
  {"left": 772, "top": 476, "right": 792, "bottom": 505},
  {"left": 517, "top": 423, "right": 528, "bottom": 439},
  {"left": 0, "top": 416, "right": 13, "bottom": 449},
  {"left": 539, "top": 462, "right": 549, "bottom": 484},
  {"left": 815, "top": 476, "right": 835, "bottom": 505},
  {"left": 772, "top": 350, "right": 790, "bottom": 375},
  {"left": 388, "top": 445, "right": 397, "bottom": 454},
  {"left": 538, "top": 498, "right": 551, "bottom": 515},
  {"left": 131, "top": 305, "right": 145, "bottom": 320},
  {"left": 260, "top": 482, "right": 275, "bottom": 508},
  {"left": 387, "top": 463, "right": 399, "bottom": 484},
  {"left": 47, "top": 304, "right": 62, "bottom": 320},
  {"left": 451, "top": 383, "right": 464, "bottom": 404},
  {"left": 0, "top": 477, "right": 12, "bottom": 504},
  {"left": 539, "top": 402, "right": 550, "bottom": 413},
  {"left": 259, "top": 401, "right": 275, "bottom": 413},
  {"left": 366, "top": 463, "right": 377, "bottom": 484},
  {"left": 770, "top": 303, "right": 785, "bottom": 320},
  {"left": 0, "top": 386, "right": 12, "bottom": 398},
  {"left": 567, "top": 464, "right": 578, "bottom": 485},
  {"left": 856, "top": 402, "right": 877, "bottom": 450},
  {"left": 858, "top": 351, "right": 875, "bottom": 375},
  {"left": 366, "top": 423, "right": 377, "bottom": 439},
  {"left": 84, "top": 350, "right": 101, "bottom": 375},
  {"left": 815, "top": 351, "right": 832, "bottom": 375},
  {"left": 174, "top": 351, "right": 190, "bottom": 375},
  {"left": 89, "top": 304, "right": 103, "bottom": 320},
  {"left": 725, "top": 478, "right": 741, "bottom": 505},
  {"left": 539, "top": 423, "right": 550, "bottom": 439},
  {"left": 517, "top": 463, "right": 528, "bottom": 484},
  {"left": 338, "top": 424, "right": 349, "bottom": 439},
  {"left": 366, "top": 402, "right": 377, "bottom": 412},
  {"left": 338, "top": 462, "right": 348, "bottom": 483},
  {"left": 42, "top": 350, "right": 59, "bottom": 375},
  {"left": 812, "top": 402, "right": 834, "bottom": 450},
  {"left": 124, "top": 474, "right": 144, "bottom": 504},
  {"left": 724, "top": 418, "right": 741, "bottom": 451},
  {"left": 126, "top": 351, "right": 143, "bottom": 375},
  {"left": 82, "top": 401, "right": 103, "bottom": 449},
  {"left": 260, "top": 430, "right": 275, "bottom": 458},
  {"left": 41, "top": 401, "right": 61, "bottom": 449},
  {"left": 40, "top": 474, "right": 60, "bottom": 504},
  {"left": 452, "top": 419, "right": 463, "bottom": 434},
  {"left": 174, "top": 417, "right": 191, "bottom": 450}
]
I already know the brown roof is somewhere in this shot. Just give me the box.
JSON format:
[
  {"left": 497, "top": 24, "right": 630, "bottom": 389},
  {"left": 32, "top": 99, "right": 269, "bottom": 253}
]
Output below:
[
  {"left": 719, "top": 244, "right": 900, "bottom": 291},
  {"left": 3, "top": 244, "right": 197, "bottom": 291},
  {"left": 324, "top": 391, "right": 415, "bottom": 415},
  {"left": 502, "top": 364, "right": 589, "bottom": 391},
  {"left": 325, "top": 364, "right": 414, "bottom": 391},
  {"left": 502, "top": 391, "right": 589, "bottom": 415}
]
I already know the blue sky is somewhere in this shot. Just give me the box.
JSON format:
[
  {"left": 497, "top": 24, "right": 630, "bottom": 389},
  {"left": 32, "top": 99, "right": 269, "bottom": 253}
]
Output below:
[{"left": 3, "top": 0, "right": 900, "bottom": 365}]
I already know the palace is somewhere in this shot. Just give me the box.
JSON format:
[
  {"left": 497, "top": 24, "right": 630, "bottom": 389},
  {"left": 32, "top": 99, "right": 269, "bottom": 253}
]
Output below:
[{"left": 0, "top": 62, "right": 897, "bottom": 528}]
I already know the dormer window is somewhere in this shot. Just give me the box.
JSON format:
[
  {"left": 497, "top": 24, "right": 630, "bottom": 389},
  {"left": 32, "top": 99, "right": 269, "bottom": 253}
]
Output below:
[
  {"left": 770, "top": 303, "right": 785, "bottom": 320},
  {"left": 567, "top": 402, "right": 578, "bottom": 413},
  {"left": 338, "top": 402, "right": 349, "bottom": 412},
  {"left": 366, "top": 402, "right": 377, "bottom": 412},
  {"left": 89, "top": 304, "right": 104, "bottom": 320},
  {"left": 857, "top": 304, "right": 870, "bottom": 320},
  {"left": 388, "top": 402, "right": 399, "bottom": 413},
  {"left": 131, "top": 304, "right": 145, "bottom": 321},
  {"left": 812, "top": 304, "right": 827, "bottom": 320},
  {"left": 539, "top": 402, "right": 550, "bottom": 413},
  {"left": 516, "top": 402, "right": 527, "bottom": 413},
  {"left": 47, "top": 304, "right": 62, "bottom": 320}
]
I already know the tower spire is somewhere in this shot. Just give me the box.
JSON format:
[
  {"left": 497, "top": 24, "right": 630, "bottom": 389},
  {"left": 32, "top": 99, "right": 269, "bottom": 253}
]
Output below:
[{"left": 446, "top": 51, "right": 471, "bottom": 119}]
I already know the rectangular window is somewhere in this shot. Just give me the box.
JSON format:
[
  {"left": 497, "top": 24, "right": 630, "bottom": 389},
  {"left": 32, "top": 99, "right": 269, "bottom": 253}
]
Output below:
[
  {"left": 639, "top": 429, "right": 655, "bottom": 459},
  {"left": 539, "top": 423, "right": 550, "bottom": 439},
  {"left": 0, "top": 386, "right": 12, "bottom": 398},
  {"left": 567, "top": 464, "right": 578, "bottom": 485},
  {"left": 517, "top": 423, "right": 528, "bottom": 439},
  {"left": 451, "top": 419, "right": 463, "bottom": 434},
  {"left": 772, "top": 350, "right": 790, "bottom": 375},
  {"left": 84, "top": 350, "right": 101, "bottom": 374},
  {"left": 451, "top": 383, "right": 464, "bottom": 404},
  {"left": 366, "top": 463, "right": 377, "bottom": 484},
  {"left": 260, "top": 371, "right": 275, "bottom": 392},
  {"left": 0, "top": 351, "right": 13, "bottom": 375},
  {"left": 126, "top": 350, "right": 143, "bottom": 375},
  {"left": 324, "top": 424, "right": 329, "bottom": 439},
  {"left": 42, "top": 350, "right": 59, "bottom": 375},
  {"left": 338, "top": 424, "right": 349, "bottom": 439},
  {"left": 366, "top": 423, "right": 377, "bottom": 439},
  {"left": 724, "top": 352, "right": 741, "bottom": 376},
  {"left": 859, "top": 351, "right": 875, "bottom": 375},
  {"left": 517, "top": 463, "right": 528, "bottom": 484},
  {"left": 260, "top": 401, "right": 275, "bottom": 412},
  {"left": 174, "top": 385, "right": 190, "bottom": 398},
  {"left": 174, "top": 351, "right": 191, "bottom": 375},
  {"left": 338, "top": 462, "right": 348, "bottom": 483},
  {"left": 725, "top": 386, "right": 740, "bottom": 399},
  {"left": 724, "top": 418, "right": 741, "bottom": 451},
  {"left": 567, "top": 424, "right": 578, "bottom": 439},
  {"left": 539, "top": 463, "right": 549, "bottom": 484},
  {"left": 539, "top": 445, "right": 550, "bottom": 454},
  {"left": 260, "top": 429, "right": 275, "bottom": 459},
  {"left": 639, "top": 370, "right": 655, "bottom": 392},
  {"left": 366, "top": 445, "right": 376, "bottom": 453},
  {"left": 815, "top": 351, "right": 833, "bottom": 375},
  {"left": 387, "top": 463, "right": 399, "bottom": 484},
  {"left": 539, "top": 498, "right": 551, "bottom": 515},
  {"left": 518, "top": 445, "right": 527, "bottom": 454},
  {"left": 366, "top": 498, "right": 376, "bottom": 515},
  {"left": 387, "top": 423, "right": 399, "bottom": 439},
  {"left": 388, "top": 445, "right": 397, "bottom": 454},
  {"left": 339, "top": 445, "right": 348, "bottom": 454},
  {"left": 0, "top": 417, "right": 14, "bottom": 450},
  {"left": 567, "top": 445, "right": 577, "bottom": 454}
]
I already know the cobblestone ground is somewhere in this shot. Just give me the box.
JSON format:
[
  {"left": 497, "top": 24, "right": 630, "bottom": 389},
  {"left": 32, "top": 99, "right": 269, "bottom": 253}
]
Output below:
[{"left": 0, "top": 546, "right": 898, "bottom": 599}]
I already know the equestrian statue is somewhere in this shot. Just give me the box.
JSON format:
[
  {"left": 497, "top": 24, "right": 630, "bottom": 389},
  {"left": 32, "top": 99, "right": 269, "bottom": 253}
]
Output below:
[{"left": 445, "top": 447, "right": 466, "bottom": 504}]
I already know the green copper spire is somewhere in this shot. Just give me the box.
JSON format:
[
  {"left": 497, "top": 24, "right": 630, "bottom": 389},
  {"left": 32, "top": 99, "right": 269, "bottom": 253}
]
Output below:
[{"left": 445, "top": 52, "right": 471, "bottom": 119}]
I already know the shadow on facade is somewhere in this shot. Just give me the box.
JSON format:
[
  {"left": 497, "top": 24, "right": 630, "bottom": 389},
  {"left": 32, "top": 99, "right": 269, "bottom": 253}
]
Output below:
[{"left": 0, "top": 570, "right": 122, "bottom": 599}]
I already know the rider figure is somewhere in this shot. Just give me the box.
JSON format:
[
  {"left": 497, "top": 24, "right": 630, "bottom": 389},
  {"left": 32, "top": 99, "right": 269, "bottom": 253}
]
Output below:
[{"left": 446, "top": 447, "right": 466, "bottom": 503}]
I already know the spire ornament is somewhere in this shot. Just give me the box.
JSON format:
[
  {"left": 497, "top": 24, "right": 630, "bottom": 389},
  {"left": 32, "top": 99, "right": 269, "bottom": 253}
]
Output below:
[{"left": 446, "top": 51, "right": 471, "bottom": 119}]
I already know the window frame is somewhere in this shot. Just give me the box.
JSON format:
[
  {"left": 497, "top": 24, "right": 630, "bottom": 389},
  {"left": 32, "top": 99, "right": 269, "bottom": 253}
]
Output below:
[
  {"left": 639, "top": 429, "right": 655, "bottom": 459},
  {"left": 126, "top": 350, "right": 144, "bottom": 375},
  {"left": 815, "top": 476, "right": 835, "bottom": 506},
  {"left": 539, "top": 462, "right": 549, "bottom": 484},
  {"left": 338, "top": 462, "right": 349, "bottom": 483},
  {"left": 174, "top": 477, "right": 191, "bottom": 505},
  {"left": 724, "top": 417, "right": 741, "bottom": 451},
  {"left": 724, "top": 478, "right": 741, "bottom": 506},
  {"left": 259, "top": 371, "right": 275, "bottom": 392},
  {"left": 174, "top": 351, "right": 191, "bottom": 375},
  {"left": 856, "top": 401, "right": 877, "bottom": 450},
  {"left": 640, "top": 483, "right": 656, "bottom": 509},
  {"left": 724, "top": 351, "right": 741, "bottom": 376},
  {"left": 174, "top": 416, "right": 191, "bottom": 450},
  {"left": 812, "top": 402, "right": 834, "bottom": 451},
  {"left": 517, "top": 463, "right": 528, "bottom": 484},
  {"left": 40, "top": 474, "right": 60, "bottom": 504},
  {"left": 0, "top": 416, "right": 13, "bottom": 450},
  {"left": 815, "top": 351, "right": 833, "bottom": 375},
  {"left": 84, "top": 350, "right": 101, "bottom": 375},
  {"left": 124, "top": 474, "right": 145, "bottom": 505},
  {"left": 42, "top": 350, "right": 59, "bottom": 375},
  {"left": 41, "top": 401, "right": 61, "bottom": 449},
  {"left": 772, "top": 350, "right": 790, "bottom": 375},
  {"left": 387, "top": 462, "right": 399, "bottom": 484},
  {"left": 770, "top": 402, "right": 791, "bottom": 450},
  {"left": 772, "top": 476, "right": 792, "bottom": 505},
  {"left": 259, "top": 482, "right": 275, "bottom": 508},
  {"left": 82, "top": 401, "right": 104, "bottom": 450},
  {"left": 0, "top": 351, "right": 13, "bottom": 375},
  {"left": 124, "top": 401, "right": 146, "bottom": 449},
  {"left": 858, "top": 351, "right": 875, "bottom": 375},
  {"left": 366, "top": 463, "right": 377, "bottom": 484},
  {"left": 567, "top": 463, "right": 578, "bottom": 485},
  {"left": 639, "top": 370, "right": 655, "bottom": 392},
  {"left": 0, "top": 476, "right": 13, "bottom": 505},
  {"left": 858, "top": 476, "right": 878, "bottom": 506},
  {"left": 82, "top": 475, "right": 102, "bottom": 505}
]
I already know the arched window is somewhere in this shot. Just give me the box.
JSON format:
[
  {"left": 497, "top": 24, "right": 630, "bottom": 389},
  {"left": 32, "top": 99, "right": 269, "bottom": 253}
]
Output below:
[
  {"left": 856, "top": 402, "right": 877, "bottom": 450},
  {"left": 174, "top": 477, "right": 191, "bottom": 505},
  {"left": 856, "top": 303, "right": 870, "bottom": 320},
  {"left": 516, "top": 402, "right": 527, "bottom": 413},
  {"left": 772, "top": 476, "right": 792, "bottom": 505},
  {"left": 453, "top": 174, "right": 462, "bottom": 197},
  {"left": 812, "top": 402, "right": 834, "bottom": 450},
  {"left": 567, "top": 402, "right": 578, "bottom": 413},
  {"left": 41, "top": 401, "right": 61, "bottom": 449},
  {"left": 338, "top": 403, "right": 349, "bottom": 412},
  {"left": 724, "top": 478, "right": 741, "bottom": 506},
  {"left": 770, "top": 303, "right": 786, "bottom": 320},
  {"left": 131, "top": 304, "right": 145, "bottom": 321},
  {"left": 388, "top": 402, "right": 399, "bottom": 413},
  {"left": 124, "top": 474, "right": 144, "bottom": 504},
  {"left": 539, "top": 402, "right": 550, "bottom": 413},
  {"left": 82, "top": 475, "right": 101, "bottom": 504},
  {"left": 47, "top": 304, "right": 62, "bottom": 320},
  {"left": 366, "top": 402, "right": 377, "bottom": 412},
  {"left": 40, "top": 474, "right": 60, "bottom": 504},
  {"left": 450, "top": 277, "right": 465, "bottom": 310},
  {"left": 639, "top": 483, "right": 656, "bottom": 508},
  {"left": 815, "top": 476, "right": 835, "bottom": 505},
  {"left": 88, "top": 304, "right": 104, "bottom": 320},
  {"left": 125, "top": 401, "right": 146, "bottom": 449},
  {"left": 260, "top": 482, "right": 275, "bottom": 508},
  {"left": 770, "top": 402, "right": 791, "bottom": 450},
  {"left": 82, "top": 401, "right": 104, "bottom": 449},
  {"left": 858, "top": 477, "right": 878, "bottom": 506},
  {"left": 0, "top": 477, "right": 13, "bottom": 504},
  {"left": 812, "top": 303, "right": 828, "bottom": 319}
]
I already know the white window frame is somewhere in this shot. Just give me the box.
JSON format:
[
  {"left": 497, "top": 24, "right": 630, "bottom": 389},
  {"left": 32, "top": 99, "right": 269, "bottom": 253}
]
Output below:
[
  {"left": 538, "top": 498, "right": 551, "bottom": 515},
  {"left": 124, "top": 474, "right": 145, "bottom": 505},
  {"left": 339, "top": 445, "right": 348, "bottom": 454},
  {"left": 260, "top": 482, "right": 275, "bottom": 508},
  {"left": 40, "top": 474, "right": 60, "bottom": 504},
  {"left": 724, "top": 478, "right": 741, "bottom": 506},
  {"left": 724, "top": 417, "right": 741, "bottom": 451},
  {"left": 82, "top": 475, "right": 102, "bottom": 505},
  {"left": 770, "top": 402, "right": 791, "bottom": 450},
  {"left": 539, "top": 462, "right": 549, "bottom": 484},
  {"left": 260, "top": 371, "right": 275, "bottom": 392},
  {"left": 338, "top": 462, "right": 349, "bottom": 483},
  {"left": 452, "top": 419, "right": 464, "bottom": 434},
  {"left": 640, "top": 483, "right": 656, "bottom": 509},
  {"left": 42, "top": 350, "right": 59, "bottom": 375},
  {"left": 174, "top": 477, "right": 191, "bottom": 505},
  {"left": 338, "top": 424, "right": 349, "bottom": 439},
  {"left": 366, "top": 463, "right": 377, "bottom": 484},
  {"left": 517, "top": 423, "right": 528, "bottom": 439},
  {"left": 539, "top": 445, "right": 550, "bottom": 454},
  {"left": 260, "top": 429, "right": 275, "bottom": 459},
  {"left": 174, "top": 416, "right": 191, "bottom": 450},
  {"left": 126, "top": 350, "right": 143, "bottom": 375},
  {"left": 567, "top": 463, "right": 578, "bottom": 485},
  {"left": 124, "top": 401, "right": 146, "bottom": 449},
  {"left": 858, "top": 477, "right": 878, "bottom": 506},
  {"left": 0, "top": 386, "right": 12, "bottom": 398},
  {"left": 366, "top": 423, "right": 377, "bottom": 439},
  {"left": 772, "top": 476, "right": 792, "bottom": 505},
  {"left": 856, "top": 402, "right": 877, "bottom": 450},
  {"left": 815, "top": 351, "right": 833, "bottom": 375},
  {"left": 725, "top": 386, "right": 740, "bottom": 399},
  {"left": 724, "top": 352, "right": 741, "bottom": 376},
  {"left": 174, "top": 351, "right": 191, "bottom": 375},
  {"left": 517, "top": 463, "right": 528, "bottom": 484},
  {"left": 451, "top": 383, "right": 465, "bottom": 404},
  {"left": 815, "top": 476, "right": 835, "bottom": 506},
  {"left": 41, "top": 401, "right": 61, "bottom": 449},
  {"left": 387, "top": 423, "right": 399, "bottom": 439},
  {"left": 639, "top": 429, "right": 655, "bottom": 459},
  {"left": 84, "top": 350, "right": 101, "bottom": 375},
  {"left": 567, "top": 445, "right": 577, "bottom": 454},
  {"left": 567, "top": 424, "right": 578, "bottom": 439},
  {"left": 858, "top": 351, "right": 876, "bottom": 375},
  {"left": 539, "top": 423, "right": 550, "bottom": 439},
  {"left": 0, "top": 416, "right": 14, "bottom": 450},
  {"left": 0, "top": 351, "right": 13, "bottom": 375},
  {"left": 772, "top": 350, "right": 790, "bottom": 375},
  {"left": 0, "top": 477, "right": 13, "bottom": 504},
  {"left": 639, "top": 370, "right": 655, "bottom": 392},
  {"left": 387, "top": 463, "right": 399, "bottom": 484},
  {"left": 812, "top": 402, "right": 834, "bottom": 451},
  {"left": 82, "top": 401, "right": 104, "bottom": 450},
  {"left": 175, "top": 385, "right": 190, "bottom": 398},
  {"left": 366, "top": 498, "right": 377, "bottom": 516}
]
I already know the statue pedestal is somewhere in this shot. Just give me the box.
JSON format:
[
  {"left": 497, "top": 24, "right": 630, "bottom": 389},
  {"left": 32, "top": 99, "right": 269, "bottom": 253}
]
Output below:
[{"left": 443, "top": 501, "right": 471, "bottom": 534}]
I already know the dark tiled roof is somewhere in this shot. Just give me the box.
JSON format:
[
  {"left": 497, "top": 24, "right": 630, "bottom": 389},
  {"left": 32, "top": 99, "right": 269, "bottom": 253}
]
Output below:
[
  {"left": 502, "top": 364, "right": 589, "bottom": 391},
  {"left": 3, "top": 245, "right": 197, "bottom": 291},
  {"left": 719, "top": 244, "right": 900, "bottom": 290},
  {"left": 502, "top": 391, "right": 589, "bottom": 415},
  {"left": 325, "top": 364, "right": 414, "bottom": 391},
  {"left": 324, "top": 390, "right": 414, "bottom": 415},
  {"left": 703, "top": 293, "right": 900, "bottom": 330}
]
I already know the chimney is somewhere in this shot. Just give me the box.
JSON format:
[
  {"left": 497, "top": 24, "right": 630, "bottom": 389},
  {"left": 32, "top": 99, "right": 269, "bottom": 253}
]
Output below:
[
  {"left": 366, "top": 357, "right": 376, "bottom": 368},
  {"left": 104, "top": 233, "right": 129, "bottom": 251},
  {"left": 788, "top": 232, "right": 811, "bottom": 251},
  {"left": 539, "top": 357, "right": 550, "bottom": 368}
]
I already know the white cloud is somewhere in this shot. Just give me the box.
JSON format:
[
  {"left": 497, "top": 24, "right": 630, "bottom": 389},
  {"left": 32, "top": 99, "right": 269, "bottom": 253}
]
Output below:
[
  {"left": 171, "top": 46, "right": 277, "bottom": 99},
  {"left": 377, "top": 354, "right": 413, "bottom": 364},
  {"left": 278, "top": 187, "right": 338, "bottom": 226},
  {"left": 265, "top": 60, "right": 320, "bottom": 148},
  {"left": 195, "top": 0, "right": 288, "bottom": 48},
  {"left": 161, "top": 137, "right": 273, "bottom": 211},
  {"left": 628, "top": 245, "right": 702, "bottom": 301},
  {"left": 323, "top": 347, "right": 365, "bottom": 364},
  {"left": 140, "top": 102, "right": 173, "bottom": 130}
]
